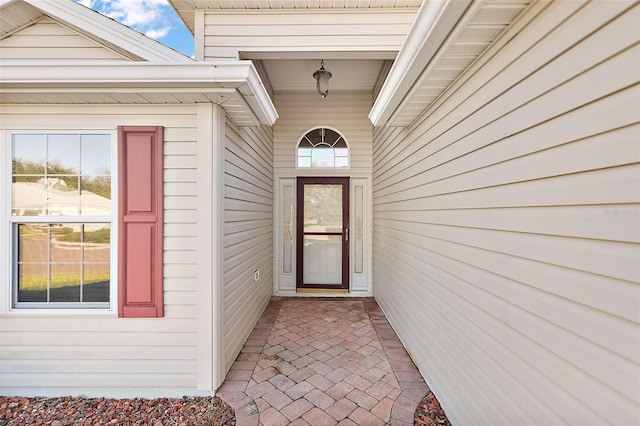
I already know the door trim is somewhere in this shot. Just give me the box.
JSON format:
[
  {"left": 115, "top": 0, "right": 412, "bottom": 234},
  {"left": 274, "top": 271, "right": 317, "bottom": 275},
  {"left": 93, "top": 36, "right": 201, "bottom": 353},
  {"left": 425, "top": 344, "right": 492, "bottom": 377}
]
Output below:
[{"left": 296, "top": 177, "right": 350, "bottom": 290}]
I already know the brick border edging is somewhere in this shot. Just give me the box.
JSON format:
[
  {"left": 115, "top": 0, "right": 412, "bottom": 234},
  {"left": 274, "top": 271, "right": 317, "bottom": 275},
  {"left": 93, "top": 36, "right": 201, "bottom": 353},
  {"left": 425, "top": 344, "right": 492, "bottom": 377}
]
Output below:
[
  {"left": 363, "top": 298, "right": 430, "bottom": 426},
  {"left": 217, "top": 298, "right": 284, "bottom": 426}
]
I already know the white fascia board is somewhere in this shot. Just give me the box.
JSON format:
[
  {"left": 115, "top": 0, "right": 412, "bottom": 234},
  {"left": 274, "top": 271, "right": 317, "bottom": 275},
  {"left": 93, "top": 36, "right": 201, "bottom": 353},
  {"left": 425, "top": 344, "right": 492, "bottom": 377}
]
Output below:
[
  {"left": 243, "top": 62, "right": 280, "bottom": 126},
  {"left": 1, "top": 62, "right": 251, "bottom": 86},
  {"left": 23, "top": 0, "right": 192, "bottom": 63},
  {"left": 0, "top": 61, "right": 279, "bottom": 126},
  {"left": 369, "top": 0, "right": 471, "bottom": 127}
]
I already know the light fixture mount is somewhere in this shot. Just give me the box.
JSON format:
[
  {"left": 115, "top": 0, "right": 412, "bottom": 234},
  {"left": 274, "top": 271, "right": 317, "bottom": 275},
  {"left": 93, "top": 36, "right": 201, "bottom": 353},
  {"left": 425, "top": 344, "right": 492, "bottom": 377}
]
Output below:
[{"left": 312, "top": 59, "right": 332, "bottom": 98}]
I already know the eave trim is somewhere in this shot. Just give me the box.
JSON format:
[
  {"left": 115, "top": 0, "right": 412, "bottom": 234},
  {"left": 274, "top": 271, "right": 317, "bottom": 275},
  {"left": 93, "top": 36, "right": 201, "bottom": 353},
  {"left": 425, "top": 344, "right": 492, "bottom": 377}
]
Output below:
[
  {"left": 0, "top": 62, "right": 278, "bottom": 126},
  {"left": 368, "top": 0, "right": 471, "bottom": 127}
]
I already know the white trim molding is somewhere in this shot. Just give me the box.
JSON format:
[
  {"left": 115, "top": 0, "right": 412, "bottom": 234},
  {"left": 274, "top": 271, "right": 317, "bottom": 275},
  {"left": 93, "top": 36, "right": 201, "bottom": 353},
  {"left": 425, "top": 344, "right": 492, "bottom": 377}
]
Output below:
[
  {"left": 196, "top": 103, "right": 226, "bottom": 391},
  {"left": 0, "top": 62, "right": 279, "bottom": 127},
  {"left": 369, "top": 0, "right": 471, "bottom": 127}
]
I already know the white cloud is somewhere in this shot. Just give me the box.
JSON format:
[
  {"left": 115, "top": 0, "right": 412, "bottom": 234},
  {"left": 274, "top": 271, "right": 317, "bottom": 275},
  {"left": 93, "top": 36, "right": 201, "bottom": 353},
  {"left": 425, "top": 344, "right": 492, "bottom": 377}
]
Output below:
[
  {"left": 80, "top": 0, "right": 174, "bottom": 40},
  {"left": 144, "top": 27, "right": 171, "bottom": 39}
]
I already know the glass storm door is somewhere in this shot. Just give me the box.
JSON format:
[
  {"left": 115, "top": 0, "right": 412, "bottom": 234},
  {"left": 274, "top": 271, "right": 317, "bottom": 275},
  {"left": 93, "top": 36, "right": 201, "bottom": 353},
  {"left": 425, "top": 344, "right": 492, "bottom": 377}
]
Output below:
[{"left": 296, "top": 177, "right": 349, "bottom": 290}]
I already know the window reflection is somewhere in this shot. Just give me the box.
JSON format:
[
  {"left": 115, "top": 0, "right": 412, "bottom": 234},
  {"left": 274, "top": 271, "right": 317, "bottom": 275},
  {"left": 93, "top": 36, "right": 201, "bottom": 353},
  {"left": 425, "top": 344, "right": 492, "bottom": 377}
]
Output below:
[
  {"left": 16, "top": 223, "right": 110, "bottom": 304},
  {"left": 297, "top": 128, "right": 349, "bottom": 168},
  {"left": 12, "top": 134, "right": 111, "bottom": 216}
]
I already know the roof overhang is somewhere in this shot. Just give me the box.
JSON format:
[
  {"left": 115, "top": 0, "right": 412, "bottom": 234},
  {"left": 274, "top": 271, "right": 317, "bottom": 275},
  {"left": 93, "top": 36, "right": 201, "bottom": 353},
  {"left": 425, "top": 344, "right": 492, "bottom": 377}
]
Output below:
[
  {"left": 370, "top": 0, "right": 532, "bottom": 127},
  {"left": 0, "top": 62, "right": 278, "bottom": 126}
]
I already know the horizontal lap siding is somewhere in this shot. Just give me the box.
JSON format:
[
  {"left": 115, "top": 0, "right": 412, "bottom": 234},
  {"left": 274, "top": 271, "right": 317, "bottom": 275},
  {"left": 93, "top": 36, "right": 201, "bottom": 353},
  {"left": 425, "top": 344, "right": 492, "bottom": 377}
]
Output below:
[
  {"left": 372, "top": 2, "right": 640, "bottom": 425},
  {"left": 0, "top": 105, "right": 199, "bottom": 398},
  {"left": 203, "top": 10, "right": 415, "bottom": 59},
  {"left": 223, "top": 120, "right": 274, "bottom": 372},
  {"left": 274, "top": 92, "right": 373, "bottom": 177},
  {"left": 0, "top": 17, "right": 128, "bottom": 61}
]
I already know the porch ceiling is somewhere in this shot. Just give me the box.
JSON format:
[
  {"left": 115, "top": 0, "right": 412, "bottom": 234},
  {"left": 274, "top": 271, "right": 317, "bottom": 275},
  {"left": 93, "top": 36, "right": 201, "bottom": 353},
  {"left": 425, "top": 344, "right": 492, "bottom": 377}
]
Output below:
[{"left": 260, "top": 59, "right": 388, "bottom": 94}]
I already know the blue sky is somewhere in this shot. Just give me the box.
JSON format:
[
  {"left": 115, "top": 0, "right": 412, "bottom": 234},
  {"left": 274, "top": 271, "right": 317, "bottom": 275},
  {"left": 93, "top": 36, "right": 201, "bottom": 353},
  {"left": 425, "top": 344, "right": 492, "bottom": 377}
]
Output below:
[{"left": 74, "top": 0, "right": 194, "bottom": 57}]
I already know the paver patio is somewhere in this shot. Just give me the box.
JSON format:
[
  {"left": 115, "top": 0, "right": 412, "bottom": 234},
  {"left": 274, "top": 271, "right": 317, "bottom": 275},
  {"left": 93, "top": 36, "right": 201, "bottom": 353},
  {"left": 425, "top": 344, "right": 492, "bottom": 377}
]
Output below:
[{"left": 217, "top": 297, "right": 430, "bottom": 425}]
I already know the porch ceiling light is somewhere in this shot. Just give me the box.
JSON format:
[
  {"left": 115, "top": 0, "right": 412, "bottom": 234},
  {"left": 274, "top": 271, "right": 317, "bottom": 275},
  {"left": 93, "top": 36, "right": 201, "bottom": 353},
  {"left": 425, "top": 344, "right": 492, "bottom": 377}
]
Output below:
[{"left": 312, "top": 60, "right": 332, "bottom": 98}]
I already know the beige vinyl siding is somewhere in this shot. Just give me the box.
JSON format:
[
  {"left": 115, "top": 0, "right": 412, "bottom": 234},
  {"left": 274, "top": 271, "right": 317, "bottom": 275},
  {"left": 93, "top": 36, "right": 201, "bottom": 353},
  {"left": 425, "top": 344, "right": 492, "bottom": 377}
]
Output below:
[
  {"left": 372, "top": 2, "right": 639, "bottom": 425},
  {"left": 223, "top": 119, "right": 274, "bottom": 373},
  {"left": 0, "top": 17, "right": 130, "bottom": 61},
  {"left": 202, "top": 10, "right": 416, "bottom": 60},
  {"left": 0, "top": 104, "right": 199, "bottom": 398},
  {"left": 273, "top": 91, "right": 373, "bottom": 178}
]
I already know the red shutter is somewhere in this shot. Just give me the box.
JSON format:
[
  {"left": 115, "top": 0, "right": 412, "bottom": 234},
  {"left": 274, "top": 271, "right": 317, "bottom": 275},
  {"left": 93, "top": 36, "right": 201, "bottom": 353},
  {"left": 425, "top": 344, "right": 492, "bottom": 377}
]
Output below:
[{"left": 118, "top": 126, "right": 164, "bottom": 318}]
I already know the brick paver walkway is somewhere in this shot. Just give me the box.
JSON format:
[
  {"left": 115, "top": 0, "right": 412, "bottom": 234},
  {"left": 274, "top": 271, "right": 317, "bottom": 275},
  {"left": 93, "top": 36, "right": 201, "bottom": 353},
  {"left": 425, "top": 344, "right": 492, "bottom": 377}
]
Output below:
[{"left": 217, "top": 297, "right": 429, "bottom": 425}]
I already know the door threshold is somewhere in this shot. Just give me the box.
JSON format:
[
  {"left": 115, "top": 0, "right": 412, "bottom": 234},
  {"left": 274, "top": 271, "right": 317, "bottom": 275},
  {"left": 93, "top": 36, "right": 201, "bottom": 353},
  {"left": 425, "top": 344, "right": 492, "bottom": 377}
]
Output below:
[{"left": 297, "top": 288, "right": 349, "bottom": 294}]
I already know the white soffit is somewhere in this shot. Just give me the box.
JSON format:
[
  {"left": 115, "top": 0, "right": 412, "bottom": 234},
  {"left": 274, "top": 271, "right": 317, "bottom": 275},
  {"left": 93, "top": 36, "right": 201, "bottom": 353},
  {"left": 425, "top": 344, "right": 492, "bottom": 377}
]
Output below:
[
  {"left": 0, "top": 62, "right": 279, "bottom": 126},
  {"left": 370, "top": 0, "right": 532, "bottom": 127}
]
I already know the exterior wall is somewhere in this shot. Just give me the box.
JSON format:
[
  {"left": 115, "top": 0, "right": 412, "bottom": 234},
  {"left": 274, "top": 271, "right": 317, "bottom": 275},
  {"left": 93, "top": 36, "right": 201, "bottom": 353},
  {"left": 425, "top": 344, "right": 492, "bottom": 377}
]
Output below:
[
  {"left": 372, "top": 2, "right": 639, "bottom": 425},
  {"left": 0, "top": 17, "right": 130, "bottom": 61},
  {"left": 273, "top": 92, "right": 373, "bottom": 294},
  {"left": 274, "top": 92, "right": 373, "bottom": 178},
  {"left": 0, "top": 104, "right": 199, "bottom": 398},
  {"left": 201, "top": 10, "right": 416, "bottom": 60},
  {"left": 223, "top": 120, "right": 274, "bottom": 372}
]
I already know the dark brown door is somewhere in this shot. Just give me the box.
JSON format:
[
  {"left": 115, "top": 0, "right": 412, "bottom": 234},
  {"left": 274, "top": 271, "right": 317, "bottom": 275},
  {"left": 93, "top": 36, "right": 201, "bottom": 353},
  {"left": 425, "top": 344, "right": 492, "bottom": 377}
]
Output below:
[{"left": 296, "top": 177, "right": 349, "bottom": 290}]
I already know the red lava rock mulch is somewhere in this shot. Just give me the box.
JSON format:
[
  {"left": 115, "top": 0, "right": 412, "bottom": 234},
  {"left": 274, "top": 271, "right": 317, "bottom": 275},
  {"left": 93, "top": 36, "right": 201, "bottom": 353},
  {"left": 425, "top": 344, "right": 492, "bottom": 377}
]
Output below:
[
  {"left": 0, "top": 395, "right": 234, "bottom": 426},
  {"left": 414, "top": 391, "right": 452, "bottom": 426}
]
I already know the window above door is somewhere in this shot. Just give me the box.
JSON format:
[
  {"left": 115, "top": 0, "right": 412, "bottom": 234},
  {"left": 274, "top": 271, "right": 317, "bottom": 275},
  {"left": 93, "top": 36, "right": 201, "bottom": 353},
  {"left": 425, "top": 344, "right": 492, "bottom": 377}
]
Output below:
[{"left": 297, "top": 127, "right": 349, "bottom": 169}]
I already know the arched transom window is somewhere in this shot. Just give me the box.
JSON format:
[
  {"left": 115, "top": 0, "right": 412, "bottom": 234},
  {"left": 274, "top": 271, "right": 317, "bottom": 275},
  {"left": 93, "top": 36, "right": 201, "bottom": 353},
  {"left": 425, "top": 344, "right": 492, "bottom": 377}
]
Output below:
[{"left": 297, "top": 128, "right": 349, "bottom": 168}]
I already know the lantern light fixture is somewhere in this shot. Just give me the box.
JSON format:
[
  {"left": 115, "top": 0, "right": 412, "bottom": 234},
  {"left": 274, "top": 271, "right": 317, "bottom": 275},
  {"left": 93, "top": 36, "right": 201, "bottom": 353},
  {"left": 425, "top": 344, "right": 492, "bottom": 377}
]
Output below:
[{"left": 312, "top": 59, "right": 332, "bottom": 98}]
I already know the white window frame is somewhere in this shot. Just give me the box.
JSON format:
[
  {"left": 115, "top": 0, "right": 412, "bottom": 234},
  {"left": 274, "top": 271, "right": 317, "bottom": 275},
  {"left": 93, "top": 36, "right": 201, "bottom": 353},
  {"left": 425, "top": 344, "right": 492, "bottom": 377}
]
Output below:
[
  {"left": 296, "top": 126, "right": 350, "bottom": 170},
  {"left": 2, "top": 130, "right": 118, "bottom": 314}
]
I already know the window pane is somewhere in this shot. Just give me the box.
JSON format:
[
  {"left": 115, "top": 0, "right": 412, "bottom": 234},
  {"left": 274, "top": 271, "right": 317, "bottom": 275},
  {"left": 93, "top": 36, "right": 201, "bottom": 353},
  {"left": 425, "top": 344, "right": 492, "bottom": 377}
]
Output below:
[
  {"left": 282, "top": 185, "right": 293, "bottom": 274},
  {"left": 14, "top": 221, "right": 111, "bottom": 308},
  {"left": 81, "top": 176, "right": 111, "bottom": 215},
  {"left": 84, "top": 263, "right": 110, "bottom": 302},
  {"left": 335, "top": 157, "right": 349, "bottom": 168},
  {"left": 304, "top": 184, "right": 342, "bottom": 231},
  {"left": 83, "top": 224, "right": 110, "bottom": 262},
  {"left": 13, "top": 176, "right": 46, "bottom": 216},
  {"left": 18, "top": 224, "right": 48, "bottom": 262},
  {"left": 298, "top": 157, "right": 311, "bottom": 168},
  {"left": 354, "top": 186, "right": 364, "bottom": 274},
  {"left": 298, "top": 148, "right": 312, "bottom": 157},
  {"left": 333, "top": 138, "right": 347, "bottom": 148},
  {"left": 11, "top": 132, "right": 112, "bottom": 309},
  {"left": 50, "top": 263, "right": 81, "bottom": 302},
  {"left": 334, "top": 148, "right": 348, "bottom": 157},
  {"left": 47, "top": 134, "right": 80, "bottom": 175},
  {"left": 81, "top": 134, "right": 111, "bottom": 175},
  {"left": 13, "top": 134, "right": 45, "bottom": 174},
  {"left": 311, "top": 148, "right": 335, "bottom": 168},
  {"left": 46, "top": 178, "right": 80, "bottom": 216},
  {"left": 17, "top": 263, "right": 48, "bottom": 302},
  {"left": 303, "top": 235, "right": 342, "bottom": 284},
  {"left": 50, "top": 224, "right": 81, "bottom": 263},
  {"left": 297, "top": 128, "right": 349, "bottom": 168}
]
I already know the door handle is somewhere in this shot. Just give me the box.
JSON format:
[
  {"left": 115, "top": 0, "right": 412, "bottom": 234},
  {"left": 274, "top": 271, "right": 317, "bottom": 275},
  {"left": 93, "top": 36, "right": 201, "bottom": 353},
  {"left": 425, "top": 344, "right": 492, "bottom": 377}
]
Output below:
[{"left": 345, "top": 228, "right": 349, "bottom": 241}]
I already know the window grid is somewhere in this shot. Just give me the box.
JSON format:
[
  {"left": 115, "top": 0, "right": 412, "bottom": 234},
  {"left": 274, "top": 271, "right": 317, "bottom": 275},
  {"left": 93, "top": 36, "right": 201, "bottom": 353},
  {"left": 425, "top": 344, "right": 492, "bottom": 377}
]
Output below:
[
  {"left": 10, "top": 132, "right": 112, "bottom": 309},
  {"left": 297, "top": 128, "right": 349, "bottom": 168}
]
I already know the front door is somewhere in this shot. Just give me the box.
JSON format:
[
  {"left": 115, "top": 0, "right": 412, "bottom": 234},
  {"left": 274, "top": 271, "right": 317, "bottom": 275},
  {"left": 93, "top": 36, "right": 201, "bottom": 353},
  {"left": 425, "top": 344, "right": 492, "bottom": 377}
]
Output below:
[{"left": 296, "top": 177, "right": 349, "bottom": 290}]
